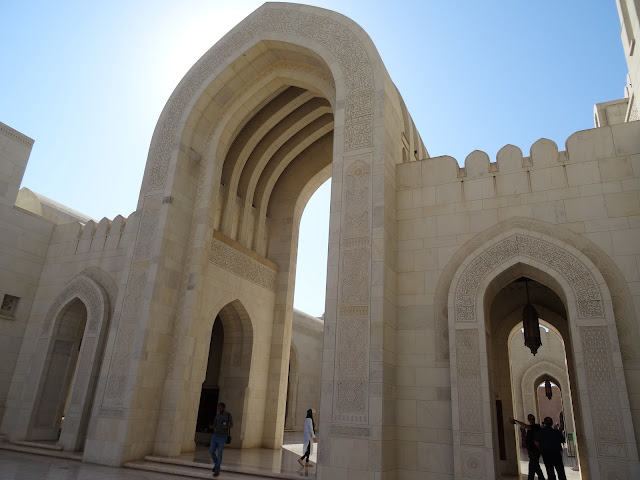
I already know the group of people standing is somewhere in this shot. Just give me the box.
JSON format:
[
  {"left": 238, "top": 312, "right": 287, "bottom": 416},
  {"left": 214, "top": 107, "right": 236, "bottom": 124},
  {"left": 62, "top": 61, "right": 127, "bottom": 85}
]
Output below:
[{"left": 511, "top": 414, "right": 567, "bottom": 480}]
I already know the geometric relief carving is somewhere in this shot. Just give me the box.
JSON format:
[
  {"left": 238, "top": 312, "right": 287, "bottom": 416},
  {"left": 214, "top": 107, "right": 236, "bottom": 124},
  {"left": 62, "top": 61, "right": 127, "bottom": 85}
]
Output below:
[
  {"left": 132, "top": 208, "right": 159, "bottom": 261},
  {"left": 335, "top": 380, "right": 368, "bottom": 422},
  {"left": 343, "top": 161, "right": 371, "bottom": 237},
  {"left": 146, "top": 7, "right": 374, "bottom": 192},
  {"left": 461, "top": 450, "right": 485, "bottom": 479},
  {"left": 596, "top": 442, "right": 627, "bottom": 458},
  {"left": 340, "top": 246, "right": 370, "bottom": 305},
  {"left": 121, "top": 269, "right": 147, "bottom": 317},
  {"left": 102, "top": 322, "right": 136, "bottom": 407},
  {"left": 334, "top": 317, "right": 368, "bottom": 422},
  {"left": 580, "top": 326, "right": 626, "bottom": 456},
  {"left": 209, "top": 237, "right": 277, "bottom": 292},
  {"left": 337, "top": 318, "right": 368, "bottom": 379},
  {"left": 455, "top": 234, "right": 603, "bottom": 323},
  {"left": 456, "top": 329, "right": 483, "bottom": 444},
  {"left": 40, "top": 278, "right": 102, "bottom": 336}
]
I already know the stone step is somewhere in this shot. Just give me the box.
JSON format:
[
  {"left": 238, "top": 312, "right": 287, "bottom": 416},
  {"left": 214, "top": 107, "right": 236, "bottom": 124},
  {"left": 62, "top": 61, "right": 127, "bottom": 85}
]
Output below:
[
  {"left": 0, "top": 440, "right": 81, "bottom": 461},
  {"left": 125, "top": 456, "right": 311, "bottom": 480},
  {"left": 11, "top": 440, "right": 63, "bottom": 450}
]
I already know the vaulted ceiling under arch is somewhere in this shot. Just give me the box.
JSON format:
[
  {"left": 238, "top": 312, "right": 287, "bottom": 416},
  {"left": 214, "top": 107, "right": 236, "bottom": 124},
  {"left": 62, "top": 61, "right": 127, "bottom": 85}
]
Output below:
[{"left": 178, "top": 42, "right": 336, "bottom": 261}]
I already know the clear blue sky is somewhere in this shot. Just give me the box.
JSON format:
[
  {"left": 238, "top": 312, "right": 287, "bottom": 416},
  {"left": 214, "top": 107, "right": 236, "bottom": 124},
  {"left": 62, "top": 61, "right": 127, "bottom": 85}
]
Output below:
[{"left": 0, "top": 1, "right": 628, "bottom": 316}]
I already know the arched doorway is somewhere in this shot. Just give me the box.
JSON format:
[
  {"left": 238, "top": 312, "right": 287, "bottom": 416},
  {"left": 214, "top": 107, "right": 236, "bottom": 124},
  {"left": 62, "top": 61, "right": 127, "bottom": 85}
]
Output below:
[
  {"left": 502, "top": 289, "right": 581, "bottom": 477},
  {"left": 148, "top": 36, "right": 339, "bottom": 457},
  {"left": 31, "top": 299, "right": 87, "bottom": 442},
  {"left": 195, "top": 316, "right": 224, "bottom": 444},
  {"left": 2, "top": 275, "right": 112, "bottom": 452},
  {"left": 448, "top": 229, "right": 639, "bottom": 479}
]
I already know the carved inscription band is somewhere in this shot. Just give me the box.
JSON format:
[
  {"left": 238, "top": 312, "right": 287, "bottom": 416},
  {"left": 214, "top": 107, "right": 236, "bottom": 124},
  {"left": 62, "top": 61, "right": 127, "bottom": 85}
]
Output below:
[
  {"left": 455, "top": 234, "right": 603, "bottom": 323},
  {"left": 209, "top": 237, "right": 278, "bottom": 292},
  {"left": 580, "top": 326, "right": 627, "bottom": 458}
]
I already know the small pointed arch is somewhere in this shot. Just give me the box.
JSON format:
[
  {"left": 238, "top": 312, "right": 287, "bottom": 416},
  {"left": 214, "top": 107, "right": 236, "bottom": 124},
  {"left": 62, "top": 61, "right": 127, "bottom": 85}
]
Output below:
[
  {"left": 519, "top": 360, "right": 574, "bottom": 434},
  {"left": 446, "top": 226, "right": 639, "bottom": 477},
  {"left": 25, "top": 274, "right": 111, "bottom": 451}
]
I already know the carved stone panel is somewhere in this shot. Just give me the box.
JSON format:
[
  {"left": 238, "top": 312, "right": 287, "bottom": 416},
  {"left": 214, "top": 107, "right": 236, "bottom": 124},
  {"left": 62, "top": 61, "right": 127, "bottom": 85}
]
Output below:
[
  {"left": 132, "top": 208, "right": 159, "bottom": 262},
  {"left": 333, "top": 316, "right": 369, "bottom": 424},
  {"left": 40, "top": 278, "right": 102, "bottom": 336},
  {"left": 461, "top": 450, "right": 485, "bottom": 479},
  {"left": 209, "top": 237, "right": 277, "bottom": 292},
  {"left": 580, "top": 326, "right": 627, "bottom": 458},
  {"left": 456, "top": 329, "right": 483, "bottom": 446}
]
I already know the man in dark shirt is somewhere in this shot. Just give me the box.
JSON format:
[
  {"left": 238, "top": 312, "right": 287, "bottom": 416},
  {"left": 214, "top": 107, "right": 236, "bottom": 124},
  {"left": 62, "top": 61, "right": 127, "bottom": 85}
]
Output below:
[
  {"left": 511, "top": 414, "right": 545, "bottom": 480},
  {"left": 209, "top": 402, "right": 233, "bottom": 477},
  {"left": 535, "top": 417, "right": 567, "bottom": 480}
]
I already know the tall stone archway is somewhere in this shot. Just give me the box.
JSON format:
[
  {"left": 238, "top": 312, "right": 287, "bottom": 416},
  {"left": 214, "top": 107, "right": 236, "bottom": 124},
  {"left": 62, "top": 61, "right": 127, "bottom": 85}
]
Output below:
[
  {"left": 447, "top": 228, "right": 639, "bottom": 479},
  {"left": 87, "top": 4, "right": 414, "bottom": 475}
]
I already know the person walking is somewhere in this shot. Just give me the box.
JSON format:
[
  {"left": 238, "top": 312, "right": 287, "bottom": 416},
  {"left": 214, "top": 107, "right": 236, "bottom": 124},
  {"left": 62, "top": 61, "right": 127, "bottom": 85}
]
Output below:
[
  {"left": 510, "top": 414, "right": 545, "bottom": 480},
  {"left": 209, "top": 402, "right": 233, "bottom": 477},
  {"left": 535, "top": 417, "right": 567, "bottom": 480},
  {"left": 298, "top": 409, "right": 316, "bottom": 468}
]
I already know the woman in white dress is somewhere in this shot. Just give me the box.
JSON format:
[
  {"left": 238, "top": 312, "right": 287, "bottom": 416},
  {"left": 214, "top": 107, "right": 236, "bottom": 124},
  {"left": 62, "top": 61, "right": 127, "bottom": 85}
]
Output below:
[{"left": 298, "top": 408, "right": 316, "bottom": 467}]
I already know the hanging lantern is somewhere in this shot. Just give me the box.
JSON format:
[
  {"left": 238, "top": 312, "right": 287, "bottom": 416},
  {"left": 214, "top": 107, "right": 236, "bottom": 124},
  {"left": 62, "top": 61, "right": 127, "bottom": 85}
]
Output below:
[
  {"left": 522, "top": 279, "right": 542, "bottom": 356},
  {"left": 544, "top": 377, "right": 553, "bottom": 400}
]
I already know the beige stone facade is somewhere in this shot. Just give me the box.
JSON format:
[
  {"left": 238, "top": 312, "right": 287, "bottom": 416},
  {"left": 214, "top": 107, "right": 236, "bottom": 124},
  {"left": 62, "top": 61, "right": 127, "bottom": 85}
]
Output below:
[{"left": 1, "top": 2, "right": 640, "bottom": 479}]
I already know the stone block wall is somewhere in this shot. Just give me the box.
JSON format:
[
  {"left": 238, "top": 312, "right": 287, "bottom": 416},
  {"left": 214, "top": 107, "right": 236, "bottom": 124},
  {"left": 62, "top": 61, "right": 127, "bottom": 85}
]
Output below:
[
  {"left": 0, "top": 123, "right": 54, "bottom": 422},
  {"left": 395, "top": 121, "right": 640, "bottom": 478}
]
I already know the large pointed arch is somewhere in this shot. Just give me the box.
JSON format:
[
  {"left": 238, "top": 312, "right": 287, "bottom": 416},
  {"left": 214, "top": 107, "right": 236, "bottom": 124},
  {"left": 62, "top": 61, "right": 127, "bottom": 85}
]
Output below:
[
  {"left": 446, "top": 227, "right": 639, "bottom": 478},
  {"left": 434, "top": 217, "right": 640, "bottom": 367}
]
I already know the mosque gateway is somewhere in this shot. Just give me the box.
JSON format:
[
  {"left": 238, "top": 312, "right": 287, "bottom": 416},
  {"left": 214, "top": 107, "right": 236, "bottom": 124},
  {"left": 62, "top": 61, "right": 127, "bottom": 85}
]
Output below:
[{"left": 1, "top": 2, "right": 640, "bottom": 479}]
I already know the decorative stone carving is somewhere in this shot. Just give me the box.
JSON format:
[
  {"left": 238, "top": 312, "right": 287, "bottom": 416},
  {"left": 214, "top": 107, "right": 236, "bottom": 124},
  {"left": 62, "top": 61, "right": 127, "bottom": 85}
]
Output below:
[
  {"left": 132, "top": 208, "right": 159, "bottom": 261},
  {"left": 102, "top": 322, "right": 136, "bottom": 407},
  {"left": 209, "top": 237, "right": 278, "bottom": 292},
  {"left": 337, "top": 318, "right": 368, "bottom": 379},
  {"left": 335, "top": 380, "right": 368, "bottom": 422},
  {"left": 435, "top": 218, "right": 640, "bottom": 364},
  {"left": 343, "top": 161, "right": 370, "bottom": 237},
  {"left": 340, "top": 246, "right": 370, "bottom": 305},
  {"left": 334, "top": 315, "right": 368, "bottom": 422},
  {"left": 456, "top": 329, "right": 483, "bottom": 445},
  {"left": 40, "top": 278, "right": 103, "bottom": 336},
  {"left": 461, "top": 451, "right": 485, "bottom": 479},
  {"left": 145, "top": 6, "right": 373, "bottom": 192},
  {"left": 121, "top": 269, "right": 147, "bottom": 317},
  {"left": 455, "top": 234, "right": 603, "bottom": 323},
  {"left": 581, "top": 326, "right": 626, "bottom": 457},
  {"left": 338, "top": 305, "right": 368, "bottom": 316}
]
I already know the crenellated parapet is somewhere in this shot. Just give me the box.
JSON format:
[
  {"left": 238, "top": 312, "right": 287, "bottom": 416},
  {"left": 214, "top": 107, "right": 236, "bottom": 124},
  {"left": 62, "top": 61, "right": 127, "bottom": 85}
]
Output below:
[
  {"left": 399, "top": 123, "right": 639, "bottom": 202},
  {"left": 48, "top": 212, "right": 140, "bottom": 257}
]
